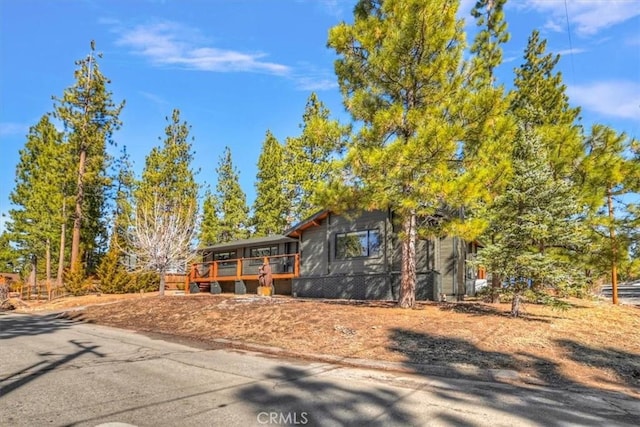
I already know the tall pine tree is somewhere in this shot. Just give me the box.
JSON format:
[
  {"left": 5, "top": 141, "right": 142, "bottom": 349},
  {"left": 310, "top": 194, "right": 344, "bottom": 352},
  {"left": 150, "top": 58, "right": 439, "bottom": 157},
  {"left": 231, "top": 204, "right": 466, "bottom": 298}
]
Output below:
[
  {"left": 467, "top": 0, "right": 516, "bottom": 302},
  {"left": 132, "top": 109, "right": 199, "bottom": 295},
  {"left": 200, "top": 147, "right": 249, "bottom": 243},
  {"left": 477, "top": 125, "right": 586, "bottom": 316},
  {"left": 7, "top": 114, "right": 73, "bottom": 282},
  {"left": 199, "top": 189, "right": 221, "bottom": 246},
  {"left": 327, "top": 0, "right": 505, "bottom": 307},
  {"left": 53, "top": 41, "right": 124, "bottom": 273},
  {"left": 284, "top": 93, "right": 348, "bottom": 224},
  {"left": 253, "top": 130, "right": 288, "bottom": 236},
  {"left": 510, "top": 30, "right": 582, "bottom": 180},
  {"left": 580, "top": 125, "right": 640, "bottom": 303},
  {"left": 138, "top": 109, "right": 198, "bottom": 211}
]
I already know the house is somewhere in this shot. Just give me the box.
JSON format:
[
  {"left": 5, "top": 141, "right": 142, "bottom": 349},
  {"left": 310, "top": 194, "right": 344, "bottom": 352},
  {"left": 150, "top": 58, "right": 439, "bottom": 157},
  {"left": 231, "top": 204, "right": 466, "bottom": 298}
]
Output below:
[{"left": 188, "top": 209, "right": 480, "bottom": 301}]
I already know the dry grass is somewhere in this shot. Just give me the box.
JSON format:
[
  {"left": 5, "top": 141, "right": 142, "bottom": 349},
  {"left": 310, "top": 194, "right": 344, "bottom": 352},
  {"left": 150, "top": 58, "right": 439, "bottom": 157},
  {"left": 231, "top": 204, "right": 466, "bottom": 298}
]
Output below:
[{"left": 12, "top": 293, "right": 640, "bottom": 396}]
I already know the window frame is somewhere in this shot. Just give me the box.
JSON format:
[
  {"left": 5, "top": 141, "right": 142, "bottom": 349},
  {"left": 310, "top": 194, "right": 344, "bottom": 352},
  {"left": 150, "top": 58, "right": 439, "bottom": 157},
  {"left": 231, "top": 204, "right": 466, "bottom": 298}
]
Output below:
[
  {"left": 335, "top": 229, "right": 381, "bottom": 260},
  {"left": 249, "top": 245, "right": 279, "bottom": 264}
]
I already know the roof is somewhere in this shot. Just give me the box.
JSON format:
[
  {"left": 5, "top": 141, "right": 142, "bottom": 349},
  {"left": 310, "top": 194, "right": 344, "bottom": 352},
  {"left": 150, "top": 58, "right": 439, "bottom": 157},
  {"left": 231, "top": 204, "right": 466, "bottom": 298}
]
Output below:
[
  {"left": 284, "top": 209, "right": 330, "bottom": 238},
  {"left": 198, "top": 234, "right": 298, "bottom": 252}
]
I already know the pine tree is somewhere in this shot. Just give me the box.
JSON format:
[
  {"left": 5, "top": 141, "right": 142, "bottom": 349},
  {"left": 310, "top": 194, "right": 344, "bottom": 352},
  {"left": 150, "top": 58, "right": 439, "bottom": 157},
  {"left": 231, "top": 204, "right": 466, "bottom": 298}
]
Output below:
[
  {"left": 7, "top": 115, "right": 73, "bottom": 280},
  {"left": 253, "top": 130, "right": 288, "bottom": 236},
  {"left": 0, "top": 232, "right": 19, "bottom": 273},
  {"left": 53, "top": 41, "right": 124, "bottom": 273},
  {"left": 477, "top": 125, "right": 586, "bottom": 316},
  {"left": 284, "top": 93, "right": 348, "bottom": 224},
  {"left": 132, "top": 109, "right": 199, "bottom": 295},
  {"left": 580, "top": 125, "right": 640, "bottom": 303},
  {"left": 137, "top": 109, "right": 198, "bottom": 211},
  {"left": 212, "top": 147, "right": 250, "bottom": 242},
  {"left": 467, "top": 0, "right": 516, "bottom": 302},
  {"left": 96, "top": 235, "right": 132, "bottom": 294},
  {"left": 111, "top": 145, "right": 135, "bottom": 250},
  {"left": 199, "top": 190, "right": 221, "bottom": 246},
  {"left": 327, "top": 0, "right": 504, "bottom": 308},
  {"left": 469, "top": 0, "right": 509, "bottom": 87},
  {"left": 510, "top": 30, "right": 582, "bottom": 180}
]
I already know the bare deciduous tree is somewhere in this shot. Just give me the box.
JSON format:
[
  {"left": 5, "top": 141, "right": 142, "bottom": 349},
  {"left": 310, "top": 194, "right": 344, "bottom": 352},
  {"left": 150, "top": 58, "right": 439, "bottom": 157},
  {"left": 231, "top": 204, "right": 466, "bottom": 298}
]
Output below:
[{"left": 124, "top": 192, "right": 198, "bottom": 296}]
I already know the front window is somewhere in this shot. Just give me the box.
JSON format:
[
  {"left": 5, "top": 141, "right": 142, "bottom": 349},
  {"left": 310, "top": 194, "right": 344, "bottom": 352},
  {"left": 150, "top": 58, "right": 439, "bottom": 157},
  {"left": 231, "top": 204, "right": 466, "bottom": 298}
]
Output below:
[
  {"left": 213, "top": 251, "right": 236, "bottom": 268},
  {"left": 213, "top": 251, "right": 235, "bottom": 261},
  {"left": 249, "top": 246, "right": 279, "bottom": 264},
  {"left": 335, "top": 230, "right": 381, "bottom": 259}
]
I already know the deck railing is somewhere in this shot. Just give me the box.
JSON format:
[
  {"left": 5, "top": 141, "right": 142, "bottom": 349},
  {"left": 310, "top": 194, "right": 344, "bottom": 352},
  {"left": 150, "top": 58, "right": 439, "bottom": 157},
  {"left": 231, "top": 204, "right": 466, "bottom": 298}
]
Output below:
[{"left": 189, "top": 253, "right": 300, "bottom": 284}]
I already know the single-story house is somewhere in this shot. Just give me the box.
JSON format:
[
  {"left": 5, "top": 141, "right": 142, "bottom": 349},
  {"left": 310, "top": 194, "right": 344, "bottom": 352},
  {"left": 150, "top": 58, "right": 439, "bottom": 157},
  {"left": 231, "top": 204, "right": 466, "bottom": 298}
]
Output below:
[{"left": 188, "top": 209, "right": 482, "bottom": 301}]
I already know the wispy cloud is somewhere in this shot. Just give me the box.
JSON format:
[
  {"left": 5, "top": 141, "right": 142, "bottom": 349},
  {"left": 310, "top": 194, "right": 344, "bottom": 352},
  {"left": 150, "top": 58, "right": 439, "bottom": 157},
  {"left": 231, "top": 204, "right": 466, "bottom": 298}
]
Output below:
[
  {"left": 139, "top": 91, "right": 169, "bottom": 106},
  {"left": 295, "top": 76, "right": 339, "bottom": 91},
  {"left": 0, "top": 122, "right": 28, "bottom": 137},
  {"left": 519, "top": 0, "right": 640, "bottom": 37},
  {"left": 554, "top": 47, "right": 587, "bottom": 56},
  {"left": 114, "top": 21, "right": 290, "bottom": 75},
  {"left": 292, "top": 63, "right": 339, "bottom": 91},
  {"left": 568, "top": 80, "right": 640, "bottom": 121}
]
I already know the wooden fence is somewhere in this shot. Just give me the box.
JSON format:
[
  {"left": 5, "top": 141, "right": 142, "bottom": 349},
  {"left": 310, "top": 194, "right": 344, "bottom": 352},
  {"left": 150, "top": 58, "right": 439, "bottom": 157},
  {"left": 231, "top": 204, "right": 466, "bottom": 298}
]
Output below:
[{"left": 15, "top": 282, "right": 69, "bottom": 301}]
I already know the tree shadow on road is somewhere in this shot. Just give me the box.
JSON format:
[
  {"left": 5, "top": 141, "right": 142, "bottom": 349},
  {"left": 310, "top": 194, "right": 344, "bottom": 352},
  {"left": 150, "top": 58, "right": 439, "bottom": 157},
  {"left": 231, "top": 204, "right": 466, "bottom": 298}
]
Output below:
[
  {"left": 0, "top": 312, "right": 79, "bottom": 340},
  {"left": 0, "top": 339, "right": 104, "bottom": 398},
  {"left": 388, "top": 328, "right": 639, "bottom": 426},
  {"left": 234, "top": 365, "right": 417, "bottom": 426}
]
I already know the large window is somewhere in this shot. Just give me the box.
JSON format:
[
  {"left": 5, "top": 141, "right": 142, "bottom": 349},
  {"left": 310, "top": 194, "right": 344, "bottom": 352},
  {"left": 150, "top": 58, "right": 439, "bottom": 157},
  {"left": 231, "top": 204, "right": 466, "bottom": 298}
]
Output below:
[
  {"left": 335, "top": 230, "right": 381, "bottom": 259},
  {"left": 249, "top": 246, "right": 278, "bottom": 264},
  {"left": 213, "top": 251, "right": 235, "bottom": 261},
  {"left": 212, "top": 251, "right": 236, "bottom": 268}
]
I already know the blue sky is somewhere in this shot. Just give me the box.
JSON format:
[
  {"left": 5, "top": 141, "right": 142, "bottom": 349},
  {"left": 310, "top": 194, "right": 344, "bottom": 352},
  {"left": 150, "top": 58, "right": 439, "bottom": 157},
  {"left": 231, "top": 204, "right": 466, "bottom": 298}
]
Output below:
[{"left": 1, "top": 0, "right": 639, "bottom": 232}]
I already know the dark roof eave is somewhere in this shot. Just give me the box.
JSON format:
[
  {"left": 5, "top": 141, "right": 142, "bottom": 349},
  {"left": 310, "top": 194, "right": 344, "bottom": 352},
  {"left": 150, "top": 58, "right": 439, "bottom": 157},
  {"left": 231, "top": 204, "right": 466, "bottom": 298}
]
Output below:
[
  {"left": 284, "top": 209, "right": 330, "bottom": 237},
  {"left": 198, "top": 235, "right": 298, "bottom": 252}
]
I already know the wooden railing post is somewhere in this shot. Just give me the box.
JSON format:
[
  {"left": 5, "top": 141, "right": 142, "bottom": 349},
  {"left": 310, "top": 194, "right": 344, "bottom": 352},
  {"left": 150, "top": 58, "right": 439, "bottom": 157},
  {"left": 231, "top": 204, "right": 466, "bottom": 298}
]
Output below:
[
  {"left": 212, "top": 261, "right": 218, "bottom": 281},
  {"left": 236, "top": 259, "right": 242, "bottom": 279},
  {"left": 294, "top": 253, "right": 300, "bottom": 277}
]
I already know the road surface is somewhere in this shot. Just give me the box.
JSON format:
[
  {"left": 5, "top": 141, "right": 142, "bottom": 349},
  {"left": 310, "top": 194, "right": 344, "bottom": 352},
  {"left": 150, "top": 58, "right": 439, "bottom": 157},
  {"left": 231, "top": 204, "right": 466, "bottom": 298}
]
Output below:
[{"left": 1, "top": 312, "right": 638, "bottom": 426}]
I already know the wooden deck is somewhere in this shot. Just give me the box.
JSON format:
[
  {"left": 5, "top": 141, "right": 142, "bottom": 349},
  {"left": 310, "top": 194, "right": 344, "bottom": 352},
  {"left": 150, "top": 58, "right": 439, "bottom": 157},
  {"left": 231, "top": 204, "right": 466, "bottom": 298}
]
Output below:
[{"left": 188, "top": 253, "right": 300, "bottom": 283}]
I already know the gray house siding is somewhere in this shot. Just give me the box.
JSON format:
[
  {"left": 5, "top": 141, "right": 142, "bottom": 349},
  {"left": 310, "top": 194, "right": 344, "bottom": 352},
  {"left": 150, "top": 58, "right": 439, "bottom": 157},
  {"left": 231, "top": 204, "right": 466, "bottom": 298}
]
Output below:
[
  {"left": 291, "top": 209, "right": 463, "bottom": 301},
  {"left": 300, "top": 220, "right": 328, "bottom": 276}
]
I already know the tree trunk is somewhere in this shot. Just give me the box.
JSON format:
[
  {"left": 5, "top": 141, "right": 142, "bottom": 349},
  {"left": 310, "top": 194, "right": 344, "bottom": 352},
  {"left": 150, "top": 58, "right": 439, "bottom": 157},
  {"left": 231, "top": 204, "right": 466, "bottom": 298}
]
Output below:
[
  {"left": 398, "top": 211, "right": 417, "bottom": 308},
  {"left": 57, "top": 200, "right": 66, "bottom": 287},
  {"left": 511, "top": 291, "right": 521, "bottom": 317},
  {"left": 607, "top": 188, "right": 618, "bottom": 305},
  {"left": 30, "top": 255, "right": 37, "bottom": 298},
  {"left": 45, "top": 238, "right": 51, "bottom": 288},
  {"left": 70, "top": 149, "right": 87, "bottom": 272},
  {"left": 490, "top": 273, "right": 501, "bottom": 303},
  {"left": 159, "top": 271, "right": 166, "bottom": 296}
]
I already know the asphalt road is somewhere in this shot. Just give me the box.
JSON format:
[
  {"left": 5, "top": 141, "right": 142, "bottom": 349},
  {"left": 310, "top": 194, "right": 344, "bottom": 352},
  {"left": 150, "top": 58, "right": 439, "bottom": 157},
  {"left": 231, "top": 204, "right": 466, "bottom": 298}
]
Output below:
[{"left": 0, "top": 312, "right": 638, "bottom": 427}]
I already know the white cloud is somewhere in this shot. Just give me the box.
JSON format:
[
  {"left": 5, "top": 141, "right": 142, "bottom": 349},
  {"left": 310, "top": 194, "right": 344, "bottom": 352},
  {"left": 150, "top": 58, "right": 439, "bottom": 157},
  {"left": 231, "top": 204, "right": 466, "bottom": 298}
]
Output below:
[
  {"left": 295, "top": 76, "right": 339, "bottom": 91},
  {"left": 554, "top": 47, "right": 587, "bottom": 56},
  {"left": 568, "top": 80, "right": 640, "bottom": 120},
  {"left": 0, "top": 122, "right": 28, "bottom": 137},
  {"left": 519, "top": 0, "right": 640, "bottom": 37},
  {"left": 114, "top": 21, "right": 290, "bottom": 75},
  {"left": 138, "top": 91, "right": 168, "bottom": 106}
]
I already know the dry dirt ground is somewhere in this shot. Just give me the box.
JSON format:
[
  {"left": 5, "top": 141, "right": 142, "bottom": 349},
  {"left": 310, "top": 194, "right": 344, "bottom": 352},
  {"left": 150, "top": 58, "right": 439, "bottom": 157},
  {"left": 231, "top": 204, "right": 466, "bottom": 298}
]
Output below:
[{"left": 8, "top": 292, "right": 640, "bottom": 397}]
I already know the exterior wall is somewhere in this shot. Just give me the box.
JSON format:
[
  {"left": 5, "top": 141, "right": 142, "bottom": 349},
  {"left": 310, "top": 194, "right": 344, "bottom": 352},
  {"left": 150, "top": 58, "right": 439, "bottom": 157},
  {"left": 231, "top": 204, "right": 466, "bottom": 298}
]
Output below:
[
  {"left": 436, "top": 236, "right": 467, "bottom": 298},
  {"left": 300, "top": 219, "right": 328, "bottom": 276}
]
